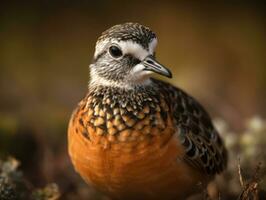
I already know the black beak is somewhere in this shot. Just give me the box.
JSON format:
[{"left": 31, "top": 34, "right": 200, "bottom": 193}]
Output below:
[{"left": 142, "top": 55, "right": 172, "bottom": 78}]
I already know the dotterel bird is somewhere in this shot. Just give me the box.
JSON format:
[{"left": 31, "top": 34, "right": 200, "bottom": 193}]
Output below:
[{"left": 68, "top": 22, "right": 227, "bottom": 200}]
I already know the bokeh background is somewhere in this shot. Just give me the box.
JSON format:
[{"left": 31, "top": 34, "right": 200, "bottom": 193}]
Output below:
[{"left": 0, "top": 1, "right": 265, "bottom": 199}]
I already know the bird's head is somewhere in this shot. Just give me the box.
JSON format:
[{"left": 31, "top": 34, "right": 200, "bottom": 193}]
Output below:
[{"left": 90, "top": 22, "right": 172, "bottom": 88}]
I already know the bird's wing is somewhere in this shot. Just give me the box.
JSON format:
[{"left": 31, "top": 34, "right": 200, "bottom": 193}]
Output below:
[{"left": 154, "top": 79, "right": 227, "bottom": 175}]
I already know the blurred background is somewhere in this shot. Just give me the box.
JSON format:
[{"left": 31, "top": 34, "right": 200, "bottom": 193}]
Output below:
[{"left": 0, "top": 1, "right": 265, "bottom": 199}]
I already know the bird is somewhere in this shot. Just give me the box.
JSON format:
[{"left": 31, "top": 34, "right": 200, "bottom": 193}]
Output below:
[{"left": 68, "top": 22, "right": 227, "bottom": 200}]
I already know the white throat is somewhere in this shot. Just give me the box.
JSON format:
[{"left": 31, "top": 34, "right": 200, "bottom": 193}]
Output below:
[{"left": 89, "top": 66, "right": 152, "bottom": 89}]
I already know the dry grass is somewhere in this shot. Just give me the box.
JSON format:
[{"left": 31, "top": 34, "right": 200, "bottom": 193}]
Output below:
[{"left": 237, "top": 161, "right": 261, "bottom": 200}]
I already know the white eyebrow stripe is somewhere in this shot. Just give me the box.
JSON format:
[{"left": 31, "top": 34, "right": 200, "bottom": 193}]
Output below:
[
  {"left": 94, "top": 38, "right": 158, "bottom": 60},
  {"left": 118, "top": 40, "right": 149, "bottom": 60}
]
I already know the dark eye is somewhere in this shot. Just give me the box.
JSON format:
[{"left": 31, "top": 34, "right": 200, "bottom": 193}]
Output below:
[{"left": 109, "top": 45, "right": 123, "bottom": 58}]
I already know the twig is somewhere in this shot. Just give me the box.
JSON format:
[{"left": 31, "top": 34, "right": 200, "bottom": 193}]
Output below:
[
  {"left": 237, "top": 161, "right": 261, "bottom": 200},
  {"left": 238, "top": 157, "right": 244, "bottom": 188}
]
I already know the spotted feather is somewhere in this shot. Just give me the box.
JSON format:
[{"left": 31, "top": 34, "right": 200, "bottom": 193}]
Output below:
[{"left": 153, "top": 79, "right": 227, "bottom": 175}]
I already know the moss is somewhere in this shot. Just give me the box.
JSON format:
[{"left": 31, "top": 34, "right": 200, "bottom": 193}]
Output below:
[
  {"left": 31, "top": 184, "right": 60, "bottom": 200},
  {"left": 212, "top": 117, "right": 266, "bottom": 199},
  {"left": 0, "top": 158, "right": 60, "bottom": 200},
  {"left": 0, "top": 158, "right": 28, "bottom": 200}
]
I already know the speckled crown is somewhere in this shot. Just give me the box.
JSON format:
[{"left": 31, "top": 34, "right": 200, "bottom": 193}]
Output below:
[{"left": 97, "top": 22, "right": 156, "bottom": 50}]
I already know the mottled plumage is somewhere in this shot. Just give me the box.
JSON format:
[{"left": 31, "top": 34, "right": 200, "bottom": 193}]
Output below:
[
  {"left": 68, "top": 22, "right": 227, "bottom": 200},
  {"left": 97, "top": 23, "right": 156, "bottom": 50}
]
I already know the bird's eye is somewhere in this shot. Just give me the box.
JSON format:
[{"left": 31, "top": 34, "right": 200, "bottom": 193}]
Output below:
[{"left": 109, "top": 45, "right": 123, "bottom": 58}]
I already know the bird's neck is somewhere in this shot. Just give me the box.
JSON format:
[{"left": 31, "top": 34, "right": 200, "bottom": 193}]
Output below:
[
  {"left": 87, "top": 79, "right": 159, "bottom": 109},
  {"left": 89, "top": 72, "right": 152, "bottom": 90}
]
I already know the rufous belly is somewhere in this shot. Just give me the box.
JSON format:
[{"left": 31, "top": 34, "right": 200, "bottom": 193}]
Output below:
[{"left": 68, "top": 125, "right": 206, "bottom": 200}]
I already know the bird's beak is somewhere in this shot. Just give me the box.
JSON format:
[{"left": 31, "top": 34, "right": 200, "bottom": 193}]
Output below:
[{"left": 142, "top": 55, "right": 172, "bottom": 78}]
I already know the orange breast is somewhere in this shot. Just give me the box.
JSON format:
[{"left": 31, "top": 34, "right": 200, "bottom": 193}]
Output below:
[{"left": 68, "top": 106, "right": 205, "bottom": 200}]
